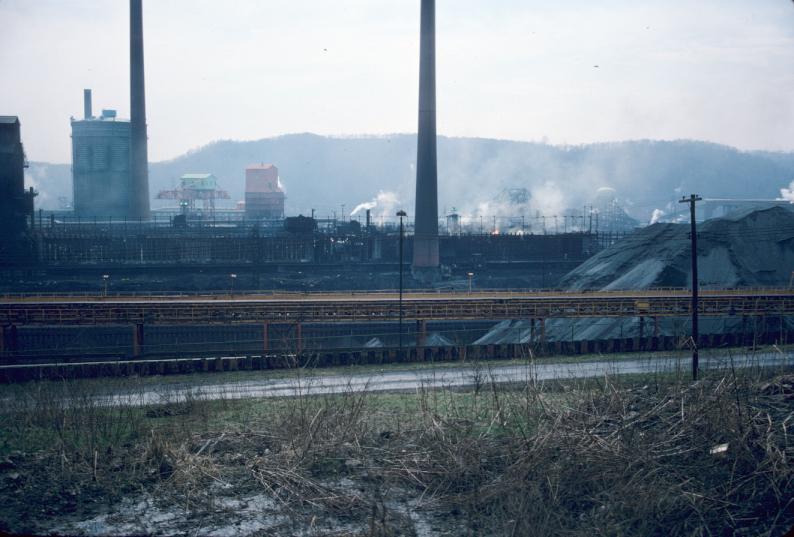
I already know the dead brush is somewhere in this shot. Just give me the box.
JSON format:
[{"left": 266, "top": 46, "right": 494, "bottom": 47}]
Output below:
[
  {"left": 249, "top": 461, "right": 366, "bottom": 515},
  {"left": 139, "top": 429, "right": 229, "bottom": 512},
  {"left": 273, "top": 380, "right": 375, "bottom": 470},
  {"left": 384, "top": 368, "right": 794, "bottom": 536}
]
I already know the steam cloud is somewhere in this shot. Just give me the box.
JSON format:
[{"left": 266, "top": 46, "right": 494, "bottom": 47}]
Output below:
[
  {"left": 780, "top": 181, "right": 794, "bottom": 202},
  {"left": 350, "top": 191, "right": 400, "bottom": 218},
  {"left": 649, "top": 208, "right": 665, "bottom": 224}
]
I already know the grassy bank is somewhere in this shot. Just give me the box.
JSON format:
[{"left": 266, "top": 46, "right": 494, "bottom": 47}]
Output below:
[{"left": 0, "top": 357, "right": 792, "bottom": 535}]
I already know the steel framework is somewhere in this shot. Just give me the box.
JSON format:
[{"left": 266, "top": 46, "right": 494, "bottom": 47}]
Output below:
[{"left": 1, "top": 289, "right": 792, "bottom": 326}]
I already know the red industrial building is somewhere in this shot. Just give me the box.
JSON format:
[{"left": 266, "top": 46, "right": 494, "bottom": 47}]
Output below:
[{"left": 245, "top": 164, "right": 285, "bottom": 219}]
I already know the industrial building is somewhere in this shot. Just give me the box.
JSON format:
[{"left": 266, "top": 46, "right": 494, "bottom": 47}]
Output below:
[
  {"left": 0, "top": 116, "right": 35, "bottom": 237},
  {"left": 245, "top": 164, "right": 285, "bottom": 219},
  {"left": 71, "top": 90, "right": 132, "bottom": 218}
]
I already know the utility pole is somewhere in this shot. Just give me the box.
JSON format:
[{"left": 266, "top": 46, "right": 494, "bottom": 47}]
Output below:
[{"left": 680, "top": 194, "right": 702, "bottom": 380}]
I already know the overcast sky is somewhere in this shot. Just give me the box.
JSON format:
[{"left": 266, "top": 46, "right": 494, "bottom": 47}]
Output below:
[{"left": 2, "top": 0, "right": 794, "bottom": 163}]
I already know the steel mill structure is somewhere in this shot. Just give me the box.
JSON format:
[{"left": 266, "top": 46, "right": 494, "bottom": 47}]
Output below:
[
  {"left": 69, "top": 0, "right": 150, "bottom": 220},
  {"left": 0, "top": 117, "right": 35, "bottom": 238},
  {"left": 0, "top": 288, "right": 791, "bottom": 382},
  {"left": 156, "top": 173, "right": 230, "bottom": 216},
  {"left": 71, "top": 91, "right": 132, "bottom": 217}
]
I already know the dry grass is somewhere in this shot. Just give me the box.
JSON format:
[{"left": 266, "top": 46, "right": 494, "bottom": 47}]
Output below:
[{"left": 0, "top": 358, "right": 792, "bottom": 536}]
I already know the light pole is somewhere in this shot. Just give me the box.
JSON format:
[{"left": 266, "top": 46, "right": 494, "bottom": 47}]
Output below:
[
  {"left": 467, "top": 272, "right": 474, "bottom": 294},
  {"left": 397, "top": 210, "right": 407, "bottom": 351},
  {"left": 102, "top": 274, "right": 109, "bottom": 297},
  {"left": 230, "top": 273, "right": 237, "bottom": 297}
]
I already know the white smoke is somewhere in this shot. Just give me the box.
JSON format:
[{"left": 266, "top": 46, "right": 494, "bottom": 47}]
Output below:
[
  {"left": 649, "top": 208, "right": 665, "bottom": 224},
  {"left": 25, "top": 168, "right": 49, "bottom": 207},
  {"left": 529, "top": 181, "right": 566, "bottom": 216},
  {"left": 350, "top": 190, "right": 400, "bottom": 218},
  {"left": 350, "top": 200, "right": 377, "bottom": 214},
  {"left": 779, "top": 181, "right": 794, "bottom": 202}
]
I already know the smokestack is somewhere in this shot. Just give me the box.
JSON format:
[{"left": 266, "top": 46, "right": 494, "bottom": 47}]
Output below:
[
  {"left": 129, "top": 0, "right": 151, "bottom": 219},
  {"left": 83, "top": 89, "right": 93, "bottom": 119},
  {"left": 412, "top": 0, "right": 439, "bottom": 272}
]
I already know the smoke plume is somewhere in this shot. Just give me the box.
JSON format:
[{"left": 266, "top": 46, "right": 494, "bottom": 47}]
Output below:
[
  {"left": 779, "top": 181, "right": 794, "bottom": 202},
  {"left": 350, "top": 191, "right": 400, "bottom": 219}
]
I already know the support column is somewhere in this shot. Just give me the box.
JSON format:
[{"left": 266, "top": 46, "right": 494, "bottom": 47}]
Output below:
[
  {"left": 638, "top": 316, "right": 645, "bottom": 350},
  {"left": 417, "top": 319, "right": 427, "bottom": 348},
  {"left": 530, "top": 318, "right": 535, "bottom": 344},
  {"left": 540, "top": 318, "right": 546, "bottom": 348},
  {"left": 263, "top": 322, "right": 270, "bottom": 353},
  {"left": 132, "top": 323, "right": 144, "bottom": 357},
  {"left": 295, "top": 322, "right": 302, "bottom": 355},
  {"left": 6, "top": 325, "right": 18, "bottom": 356},
  {"left": 780, "top": 315, "right": 785, "bottom": 345},
  {"left": 653, "top": 316, "right": 660, "bottom": 350},
  {"left": 761, "top": 315, "right": 767, "bottom": 345}
]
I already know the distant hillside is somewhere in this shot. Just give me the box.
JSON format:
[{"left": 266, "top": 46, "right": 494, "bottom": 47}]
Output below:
[{"left": 27, "top": 135, "right": 794, "bottom": 221}]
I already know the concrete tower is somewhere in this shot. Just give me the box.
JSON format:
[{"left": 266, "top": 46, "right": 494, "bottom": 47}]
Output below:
[
  {"left": 129, "top": 0, "right": 151, "bottom": 220},
  {"left": 412, "top": 0, "right": 439, "bottom": 273}
]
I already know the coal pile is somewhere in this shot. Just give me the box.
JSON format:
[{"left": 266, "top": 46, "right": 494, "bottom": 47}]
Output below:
[
  {"left": 477, "top": 206, "right": 794, "bottom": 344},
  {"left": 561, "top": 206, "right": 794, "bottom": 290}
]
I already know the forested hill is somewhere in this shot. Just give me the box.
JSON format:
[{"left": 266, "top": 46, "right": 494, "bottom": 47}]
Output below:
[{"left": 28, "top": 135, "right": 794, "bottom": 222}]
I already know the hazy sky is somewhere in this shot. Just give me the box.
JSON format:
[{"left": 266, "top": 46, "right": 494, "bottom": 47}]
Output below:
[{"left": 2, "top": 0, "right": 794, "bottom": 163}]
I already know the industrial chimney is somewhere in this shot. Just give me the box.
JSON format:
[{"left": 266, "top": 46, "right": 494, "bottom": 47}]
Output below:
[
  {"left": 129, "top": 0, "right": 151, "bottom": 220},
  {"left": 412, "top": 0, "right": 439, "bottom": 274},
  {"left": 83, "top": 89, "right": 93, "bottom": 120}
]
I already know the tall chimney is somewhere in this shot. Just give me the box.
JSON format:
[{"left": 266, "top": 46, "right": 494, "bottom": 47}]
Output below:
[
  {"left": 83, "top": 89, "right": 93, "bottom": 120},
  {"left": 412, "top": 0, "right": 439, "bottom": 272},
  {"left": 129, "top": 0, "right": 151, "bottom": 219}
]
